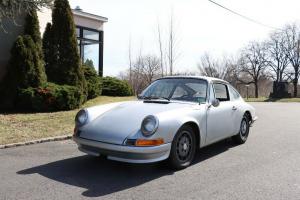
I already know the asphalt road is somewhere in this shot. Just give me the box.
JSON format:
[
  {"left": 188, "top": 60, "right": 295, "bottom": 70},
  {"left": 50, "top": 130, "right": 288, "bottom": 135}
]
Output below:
[{"left": 1, "top": 103, "right": 300, "bottom": 200}]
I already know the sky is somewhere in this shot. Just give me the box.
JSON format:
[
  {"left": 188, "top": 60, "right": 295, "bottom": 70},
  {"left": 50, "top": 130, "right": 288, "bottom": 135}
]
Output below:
[{"left": 69, "top": 0, "right": 300, "bottom": 76}]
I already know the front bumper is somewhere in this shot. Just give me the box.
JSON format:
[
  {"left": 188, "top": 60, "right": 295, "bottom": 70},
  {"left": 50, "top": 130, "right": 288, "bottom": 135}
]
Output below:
[{"left": 73, "top": 136, "right": 171, "bottom": 163}]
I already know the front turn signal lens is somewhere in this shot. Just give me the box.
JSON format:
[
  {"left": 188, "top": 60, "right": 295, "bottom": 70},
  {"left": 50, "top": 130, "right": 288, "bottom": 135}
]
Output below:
[{"left": 135, "top": 138, "right": 164, "bottom": 146}]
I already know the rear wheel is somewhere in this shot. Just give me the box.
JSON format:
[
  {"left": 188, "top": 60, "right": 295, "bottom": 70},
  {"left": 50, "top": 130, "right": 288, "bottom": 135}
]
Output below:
[
  {"left": 168, "top": 125, "right": 196, "bottom": 170},
  {"left": 232, "top": 114, "right": 250, "bottom": 144}
]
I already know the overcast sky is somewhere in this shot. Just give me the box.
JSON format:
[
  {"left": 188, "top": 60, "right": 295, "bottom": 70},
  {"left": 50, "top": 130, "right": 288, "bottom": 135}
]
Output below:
[{"left": 69, "top": 0, "right": 300, "bottom": 76}]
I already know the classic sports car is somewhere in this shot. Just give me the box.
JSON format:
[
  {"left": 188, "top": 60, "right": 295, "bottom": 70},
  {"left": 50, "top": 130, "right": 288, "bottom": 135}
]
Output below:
[{"left": 73, "top": 76, "right": 257, "bottom": 169}]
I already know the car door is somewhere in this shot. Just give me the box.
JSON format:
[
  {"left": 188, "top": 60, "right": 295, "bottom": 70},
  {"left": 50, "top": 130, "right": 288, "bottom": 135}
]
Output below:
[
  {"left": 205, "top": 82, "right": 236, "bottom": 145},
  {"left": 228, "top": 85, "right": 244, "bottom": 135}
]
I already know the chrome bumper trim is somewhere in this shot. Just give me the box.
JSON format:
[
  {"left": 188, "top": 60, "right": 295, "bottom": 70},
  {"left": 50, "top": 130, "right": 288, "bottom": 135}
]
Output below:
[{"left": 73, "top": 136, "right": 171, "bottom": 163}]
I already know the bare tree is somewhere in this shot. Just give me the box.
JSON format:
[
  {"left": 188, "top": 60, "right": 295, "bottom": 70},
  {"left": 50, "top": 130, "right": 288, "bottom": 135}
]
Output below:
[
  {"left": 198, "top": 53, "right": 219, "bottom": 77},
  {"left": 141, "top": 55, "right": 161, "bottom": 84},
  {"left": 197, "top": 53, "right": 237, "bottom": 82},
  {"left": 266, "top": 31, "right": 289, "bottom": 83},
  {"left": 157, "top": 21, "right": 165, "bottom": 76},
  {"left": 128, "top": 36, "right": 133, "bottom": 84},
  {"left": 238, "top": 42, "right": 268, "bottom": 98},
  {"left": 131, "top": 48, "right": 144, "bottom": 95},
  {"left": 283, "top": 24, "right": 300, "bottom": 97},
  {"left": 166, "top": 12, "right": 180, "bottom": 75}
]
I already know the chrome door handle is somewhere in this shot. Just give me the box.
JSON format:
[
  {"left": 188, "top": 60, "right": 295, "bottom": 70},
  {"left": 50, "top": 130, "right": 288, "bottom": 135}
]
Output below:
[{"left": 232, "top": 106, "right": 237, "bottom": 110}]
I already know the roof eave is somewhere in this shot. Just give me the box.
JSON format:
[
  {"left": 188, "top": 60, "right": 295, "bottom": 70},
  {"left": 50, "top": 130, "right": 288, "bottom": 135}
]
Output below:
[{"left": 72, "top": 10, "right": 108, "bottom": 23}]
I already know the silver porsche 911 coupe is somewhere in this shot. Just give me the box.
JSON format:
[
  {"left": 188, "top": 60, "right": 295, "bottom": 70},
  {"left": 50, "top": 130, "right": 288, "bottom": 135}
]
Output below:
[{"left": 73, "top": 76, "right": 257, "bottom": 169}]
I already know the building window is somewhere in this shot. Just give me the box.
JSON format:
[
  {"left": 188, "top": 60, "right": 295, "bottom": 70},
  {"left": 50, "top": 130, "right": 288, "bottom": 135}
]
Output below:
[
  {"left": 83, "top": 29, "right": 99, "bottom": 40},
  {"left": 76, "top": 26, "right": 103, "bottom": 76},
  {"left": 83, "top": 40, "right": 99, "bottom": 70}
]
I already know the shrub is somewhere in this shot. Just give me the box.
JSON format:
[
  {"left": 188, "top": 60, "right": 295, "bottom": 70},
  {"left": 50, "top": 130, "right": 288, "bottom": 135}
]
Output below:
[
  {"left": 82, "top": 65, "right": 102, "bottom": 99},
  {"left": 17, "top": 83, "right": 84, "bottom": 112},
  {"left": 42, "top": 22, "right": 53, "bottom": 72},
  {"left": 102, "top": 77, "right": 133, "bottom": 96},
  {"left": 24, "top": 10, "right": 43, "bottom": 58},
  {"left": 0, "top": 9, "right": 47, "bottom": 111},
  {"left": 46, "top": 0, "right": 87, "bottom": 97},
  {"left": 8, "top": 35, "right": 47, "bottom": 89}
]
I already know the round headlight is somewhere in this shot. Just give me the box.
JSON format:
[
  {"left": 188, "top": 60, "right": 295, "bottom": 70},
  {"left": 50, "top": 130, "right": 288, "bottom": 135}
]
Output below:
[
  {"left": 141, "top": 115, "right": 159, "bottom": 136},
  {"left": 75, "top": 109, "right": 88, "bottom": 126}
]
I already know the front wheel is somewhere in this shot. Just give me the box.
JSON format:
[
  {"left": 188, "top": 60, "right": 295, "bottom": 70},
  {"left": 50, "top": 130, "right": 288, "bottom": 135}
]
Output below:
[
  {"left": 168, "top": 125, "right": 196, "bottom": 170},
  {"left": 232, "top": 114, "right": 250, "bottom": 144}
]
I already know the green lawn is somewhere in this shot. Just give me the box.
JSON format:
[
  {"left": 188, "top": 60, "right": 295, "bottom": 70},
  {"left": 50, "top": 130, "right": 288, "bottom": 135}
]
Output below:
[
  {"left": 245, "top": 97, "right": 300, "bottom": 102},
  {"left": 0, "top": 96, "right": 135, "bottom": 145}
]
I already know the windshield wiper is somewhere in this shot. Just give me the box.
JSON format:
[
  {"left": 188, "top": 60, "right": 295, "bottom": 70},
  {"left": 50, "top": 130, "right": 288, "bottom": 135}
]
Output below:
[{"left": 142, "top": 96, "right": 170, "bottom": 101}]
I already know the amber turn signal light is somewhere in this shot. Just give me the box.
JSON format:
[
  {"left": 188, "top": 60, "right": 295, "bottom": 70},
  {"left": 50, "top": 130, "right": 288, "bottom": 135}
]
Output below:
[{"left": 135, "top": 138, "right": 164, "bottom": 146}]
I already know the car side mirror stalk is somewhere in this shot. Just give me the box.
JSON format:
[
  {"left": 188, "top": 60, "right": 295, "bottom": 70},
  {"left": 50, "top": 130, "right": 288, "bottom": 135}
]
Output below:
[{"left": 211, "top": 99, "right": 220, "bottom": 107}]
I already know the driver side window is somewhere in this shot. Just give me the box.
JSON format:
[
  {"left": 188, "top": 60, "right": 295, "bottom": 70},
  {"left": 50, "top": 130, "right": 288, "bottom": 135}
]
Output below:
[{"left": 213, "top": 83, "right": 230, "bottom": 102}]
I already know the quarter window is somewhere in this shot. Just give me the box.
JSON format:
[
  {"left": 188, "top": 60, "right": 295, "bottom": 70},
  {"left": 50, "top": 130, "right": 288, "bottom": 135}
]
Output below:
[
  {"left": 213, "top": 83, "right": 229, "bottom": 101},
  {"left": 229, "top": 85, "right": 240, "bottom": 100}
]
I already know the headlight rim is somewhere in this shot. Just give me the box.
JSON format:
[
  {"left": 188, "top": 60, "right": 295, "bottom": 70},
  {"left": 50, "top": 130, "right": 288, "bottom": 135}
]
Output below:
[
  {"left": 141, "top": 115, "right": 159, "bottom": 137},
  {"left": 75, "top": 109, "right": 89, "bottom": 126}
]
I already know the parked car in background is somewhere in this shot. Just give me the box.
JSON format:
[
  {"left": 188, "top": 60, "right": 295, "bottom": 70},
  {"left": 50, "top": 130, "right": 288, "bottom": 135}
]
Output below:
[{"left": 73, "top": 76, "right": 257, "bottom": 169}]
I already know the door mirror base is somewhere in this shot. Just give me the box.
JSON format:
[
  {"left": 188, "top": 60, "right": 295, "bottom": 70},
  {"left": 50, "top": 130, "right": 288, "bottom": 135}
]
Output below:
[{"left": 211, "top": 99, "right": 220, "bottom": 107}]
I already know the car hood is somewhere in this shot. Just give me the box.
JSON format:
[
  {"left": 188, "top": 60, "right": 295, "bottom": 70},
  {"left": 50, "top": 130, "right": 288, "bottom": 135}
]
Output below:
[{"left": 79, "top": 100, "right": 194, "bottom": 144}]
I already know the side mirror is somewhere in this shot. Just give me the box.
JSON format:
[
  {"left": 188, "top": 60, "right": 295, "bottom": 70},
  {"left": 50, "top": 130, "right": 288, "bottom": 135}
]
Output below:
[{"left": 211, "top": 99, "right": 220, "bottom": 107}]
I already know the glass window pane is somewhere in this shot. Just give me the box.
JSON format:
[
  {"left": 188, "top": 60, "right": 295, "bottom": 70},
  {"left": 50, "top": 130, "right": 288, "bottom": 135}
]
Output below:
[
  {"left": 76, "top": 27, "right": 80, "bottom": 37},
  {"left": 77, "top": 39, "right": 80, "bottom": 53},
  {"left": 214, "top": 84, "right": 229, "bottom": 101},
  {"left": 83, "top": 29, "right": 99, "bottom": 41},
  {"left": 229, "top": 85, "right": 240, "bottom": 100},
  {"left": 83, "top": 41, "right": 99, "bottom": 71},
  {"left": 141, "top": 78, "right": 207, "bottom": 103},
  {"left": 172, "top": 86, "right": 188, "bottom": 98}
]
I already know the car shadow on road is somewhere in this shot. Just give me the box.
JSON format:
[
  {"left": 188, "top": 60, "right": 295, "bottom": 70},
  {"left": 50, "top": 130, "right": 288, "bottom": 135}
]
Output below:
[{"left": 17, "top": 139, "right": 237, "bottom": 198}]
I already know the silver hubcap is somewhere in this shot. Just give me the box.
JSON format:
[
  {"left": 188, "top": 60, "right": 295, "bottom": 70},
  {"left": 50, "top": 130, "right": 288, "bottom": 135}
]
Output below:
[
  {"left": 241, "top": 121, "right": 247, "bottom": 134},
  {"left": 240, "top": 119, "right": 248, "bottom": 139},
  {"left": 176, "top": 131, "right": 192, "bottom": 162}
]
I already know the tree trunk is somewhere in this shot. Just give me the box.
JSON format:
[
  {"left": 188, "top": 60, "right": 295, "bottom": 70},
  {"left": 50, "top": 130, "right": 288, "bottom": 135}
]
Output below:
[
  {"left": 279, "top": 71, "right": 283, "bottom": 82},
  {"left": 293, "top": 78, "right": 298, "bottom": 97},
  {"left": 254, "top": 82, "right": 259, "bottom": 98},
  {"left": 293, "top": 67, "right": 299, "bottom": 97},
  {"left": 277, "top": 70, "right": 280, "bottom": 83}
]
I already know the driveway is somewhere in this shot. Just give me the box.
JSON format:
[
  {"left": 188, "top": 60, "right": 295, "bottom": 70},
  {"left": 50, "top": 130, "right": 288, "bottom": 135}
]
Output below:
[{"left": 1, "top": 103, "right": 300, "bottom": 200}]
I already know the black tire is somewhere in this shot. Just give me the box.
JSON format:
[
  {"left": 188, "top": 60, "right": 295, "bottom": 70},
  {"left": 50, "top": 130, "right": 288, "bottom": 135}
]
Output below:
[
  {"left": 168, "top": 125, "right": 196, "bottom": 170},
  {"left": 232, "top": 114, "right": 250, "bottom": 144}
]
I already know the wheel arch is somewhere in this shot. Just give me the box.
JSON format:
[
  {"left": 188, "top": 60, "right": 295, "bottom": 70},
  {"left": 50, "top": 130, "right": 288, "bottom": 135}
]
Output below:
[
  {"left": 244, "top": 111, "right": 253, "bottom": 122},
  {"left": 180, "top": 121, "right": 201, "bottom": 149}
]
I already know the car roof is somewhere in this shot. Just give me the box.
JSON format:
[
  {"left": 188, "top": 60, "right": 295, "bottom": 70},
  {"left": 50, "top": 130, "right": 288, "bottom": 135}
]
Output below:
[{"left": 158, "top": 76, "right": 229, "bottom": 84}]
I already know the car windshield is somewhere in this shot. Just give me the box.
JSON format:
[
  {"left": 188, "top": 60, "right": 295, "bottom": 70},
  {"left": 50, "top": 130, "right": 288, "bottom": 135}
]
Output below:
[{"left": 140, "top": 78, "right": 208, "bottom": 103}]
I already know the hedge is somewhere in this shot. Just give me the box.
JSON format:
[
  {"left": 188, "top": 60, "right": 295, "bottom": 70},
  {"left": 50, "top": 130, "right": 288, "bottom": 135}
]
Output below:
[
  {"left": 82, "top": 65, "right": 102, "bottom": 99},
  {"left": 102, "top": 76, "right": 133, "bottom": 96},
  {"left": 17, "top": 83, "right": 84, "bottom": 112}
]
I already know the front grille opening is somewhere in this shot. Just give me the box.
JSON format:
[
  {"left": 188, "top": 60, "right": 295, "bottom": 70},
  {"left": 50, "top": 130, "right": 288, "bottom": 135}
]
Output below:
[{"left": 125, "top": 139, "right": 136, "bottom": 146}]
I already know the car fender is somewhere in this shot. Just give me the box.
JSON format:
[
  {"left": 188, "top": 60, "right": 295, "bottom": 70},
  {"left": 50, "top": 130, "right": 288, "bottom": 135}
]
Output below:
[{"left": 154, "top": 108, "right": 206, "bottom": 147}]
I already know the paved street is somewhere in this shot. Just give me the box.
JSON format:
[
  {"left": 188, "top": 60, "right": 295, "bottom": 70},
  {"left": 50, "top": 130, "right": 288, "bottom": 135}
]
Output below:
[{"left": 1, "top": 103, "right": 300, "bottom": 200}]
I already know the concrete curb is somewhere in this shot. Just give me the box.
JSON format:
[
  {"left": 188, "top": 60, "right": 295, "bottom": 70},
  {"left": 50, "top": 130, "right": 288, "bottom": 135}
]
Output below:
[{"left": 0, "top": 135, "right": 72, "bottom": 149}]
